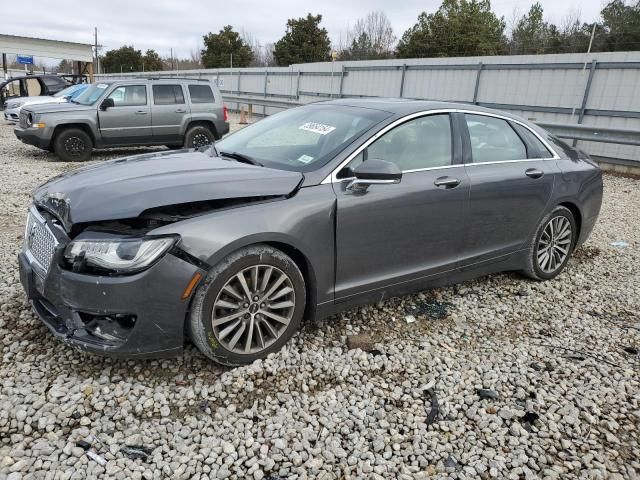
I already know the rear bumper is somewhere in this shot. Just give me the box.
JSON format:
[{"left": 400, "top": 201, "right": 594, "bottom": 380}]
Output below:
[
  {"left": 18, "top": 248, "right": 203, "bottom": 359},
  {"left": 14, "top": 126, "right": 51, "bottom": 150}
]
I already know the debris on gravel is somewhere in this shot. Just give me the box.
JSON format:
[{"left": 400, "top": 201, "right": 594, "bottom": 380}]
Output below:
[{"left": 0, "top": 118, "right": 639, "bottom": 479}]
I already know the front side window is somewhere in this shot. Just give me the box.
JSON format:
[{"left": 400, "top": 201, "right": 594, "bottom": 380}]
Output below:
[
  {"left": 465, "top": 114, "right": 527, "bottom": 163},
  {"left": 215, "top": 104, "right": 389, "bottom": 172},
  {"left": 341, "top": 114, "right": 452, "bottom": 176},
  {"left": 188, "top": 84, "right": 215, "bottom": 103},
  {"left": 107, "top": 85, "right": 147, "bottom": 106},
  {"left": 26, "top": 78, "right": 42, "bottom": 96},
  {"left": 153, "top": 84, "right": 185, "bottom": 105}
]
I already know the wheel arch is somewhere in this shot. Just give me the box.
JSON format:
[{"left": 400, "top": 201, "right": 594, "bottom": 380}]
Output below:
[
  {"left": 558, "top": 201, "right": 582, "bottom": 244},
  {"left": 52, "top": 123, "right": 96, "bottom": 145},
  {"left": 184, "top": 120, "right": 219, "bottom": 140},
  {"left": 198, "top": 234, "right": 319, "bottom": 321}
]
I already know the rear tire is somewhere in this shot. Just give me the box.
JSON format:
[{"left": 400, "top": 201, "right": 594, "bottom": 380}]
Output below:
[
  {"left": 183, "top": 125, "right": 215, "bottom": 149},
  {"left": 189, "top": 245, "right": 306, "bottom": 366},
  {"left": 522, "top": 206, "right": 577, "bottom": 280},
  {"left": 53, "top": 128, "right": 93, "bottom": 162}
]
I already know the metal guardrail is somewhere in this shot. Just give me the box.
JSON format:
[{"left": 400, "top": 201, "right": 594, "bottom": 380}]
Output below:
[
  {"left": 535, "top": 122, "right": 640, "bottom": 147},
  {"left": 222, "top": 94, "right": 640, "bottom": 152}
]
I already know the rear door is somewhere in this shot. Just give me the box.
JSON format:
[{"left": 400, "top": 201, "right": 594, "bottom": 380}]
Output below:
[
  {"left": 460, "top": 112, "right": 557, "bottom": 264},
  {"left": 98, "top": 84, "right": 152, "bottom": 145},
  {"left": 151, "top": 84, "right": 189, "bottom": 144},
  {"left": 334, "top": 112, "right": 469, "bottom": 301}
]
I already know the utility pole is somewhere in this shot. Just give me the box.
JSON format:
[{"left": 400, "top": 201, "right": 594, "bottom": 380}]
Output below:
[
  {"left": 94, "top": 27, "right": 99, "bottom": 74},
  {"left": 170, "top": 48, "right": 174, "bottom": 70}
]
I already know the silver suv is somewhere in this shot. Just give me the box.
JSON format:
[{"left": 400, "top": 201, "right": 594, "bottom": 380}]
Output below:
[{"left": 14, "top": 77, "right": 229, "bottom": 161}]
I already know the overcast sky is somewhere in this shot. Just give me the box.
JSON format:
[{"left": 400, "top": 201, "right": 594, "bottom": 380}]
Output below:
[{"left": 4, "top": 0, "right": 606, "bottom": 62}]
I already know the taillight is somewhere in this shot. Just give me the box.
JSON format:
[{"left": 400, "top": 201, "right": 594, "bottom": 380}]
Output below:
[{"left": 223, "top": 104, "right": 228, "bottom": 122}]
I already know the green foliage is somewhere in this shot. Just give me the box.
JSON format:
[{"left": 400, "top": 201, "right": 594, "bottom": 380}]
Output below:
[
  {"left": 273, "top": 14, "right": 331, "bottom": 66},
  {"left": 101, "top": 46, "right": 144, "bottom": 73},
  {"left": 600, "top": 0, "right": 640, "bottom": 51},
  {"left": 201, "top": 26, "right": 253, "bottom": 68},
  {"left": 509, "top": 3, "right": 558, "bottom": 54},
  {"left": 142, "top": 49, "right": 164, "bottom": 72},
  {"left": 397, "top": 0, "right": 506, "bottom": 58}
]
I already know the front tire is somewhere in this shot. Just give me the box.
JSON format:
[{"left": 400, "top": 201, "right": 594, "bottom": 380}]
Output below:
[
  {"left": 189, "top": 245, "right": 306, "bottom": 366},
  {"left": 523, "top": 206, "right": 577, "bottom": 280},
  {"left": 53, "top": 128, "right": 93, "bottom": 162},
  {"left": 183, "top": 125, "right": 215, "bottom": 149}
]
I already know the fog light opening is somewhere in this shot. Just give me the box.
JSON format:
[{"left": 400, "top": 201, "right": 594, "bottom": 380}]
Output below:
[{"left": 78, "top": 312, "right": 137, "bottom": 343}]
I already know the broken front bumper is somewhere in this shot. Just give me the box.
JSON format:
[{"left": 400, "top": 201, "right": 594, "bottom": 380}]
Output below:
[{"left": 17, "top": 215, "right": 203, "bottom": 358}]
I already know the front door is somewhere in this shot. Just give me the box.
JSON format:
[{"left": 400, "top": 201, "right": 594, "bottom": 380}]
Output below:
[
  {"left": 334, "top": 113, "right": 469, "bottom": 301},
  {"left": 460, "top": 113, "right": 557, "bottom": 264},
  {"left": 98, "top": 84, "right": 152, "bottom": 145}
]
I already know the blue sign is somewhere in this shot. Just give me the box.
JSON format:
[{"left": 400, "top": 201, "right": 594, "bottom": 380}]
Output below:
[{"left": 17, "top": 55, "right": 34, "bottom": 65}]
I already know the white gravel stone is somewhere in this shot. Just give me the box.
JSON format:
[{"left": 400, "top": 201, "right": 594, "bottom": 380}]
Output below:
[{"left": 0, "top": 118, "right": 638, "bottom": 479}]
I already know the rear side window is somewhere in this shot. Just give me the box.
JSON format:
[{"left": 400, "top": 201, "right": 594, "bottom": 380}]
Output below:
[
  {"left": 465, "top": 114, "right": 527, "bottom": 163},
  {"left": 42, "top": 76, "right": 66, "bottom": 88},
  {"left": 188, "top": 84, "right": 215, "bottom": 103},
  {"left": 153, "top": 84, "right": 185, "bottom": 105},
  {"left": 511, "top": 123, "right": 553, "bottom": 158}
]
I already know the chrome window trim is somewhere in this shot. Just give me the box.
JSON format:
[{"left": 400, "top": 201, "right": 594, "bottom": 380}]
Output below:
[{"left": 320, "top": 108, "right": 560, "bottom": 184}]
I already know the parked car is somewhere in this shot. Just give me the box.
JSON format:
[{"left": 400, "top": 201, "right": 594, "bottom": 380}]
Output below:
[
  {"left": 14, "top": 77, "right": 229, "bottom": 161},
  {"left": 0, "top": 74, "right": 69, "bottom": 107},
  {"left": 4, "top": 83, "right": 89, "bottom": 123},
  {"left": 18, "top": 100, "right": 603, "bottom": 365}
]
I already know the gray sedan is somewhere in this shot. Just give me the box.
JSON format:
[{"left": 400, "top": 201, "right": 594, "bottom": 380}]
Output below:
[{"left": 18, "top": 99, "right": 603, "bottom": 365}]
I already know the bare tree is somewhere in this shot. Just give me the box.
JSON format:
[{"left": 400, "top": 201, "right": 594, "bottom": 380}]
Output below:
[{"left": 340, "top": 11, "right": 396, "bottom": 60}]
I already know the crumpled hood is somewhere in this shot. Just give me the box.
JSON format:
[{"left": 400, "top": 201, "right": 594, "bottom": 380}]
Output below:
[{"left": 34, "top": 150, "right": 303, "bottom": 230}]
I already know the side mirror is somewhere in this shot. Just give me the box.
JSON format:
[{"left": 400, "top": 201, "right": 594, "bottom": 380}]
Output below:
[
  {"left": 100, "top": 98, "right": 115, "bottom": 110},
  {"left": 347, "top": 159, "right": 402, "bottom": 192}
]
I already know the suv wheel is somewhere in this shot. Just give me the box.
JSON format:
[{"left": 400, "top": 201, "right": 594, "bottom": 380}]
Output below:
[
  {"left": 53, "top": 128, "right": 93, "bottom": 162},
  {"left": 184, "top": 125, "right": 215, "bottom": 149},
  {"left": 189, "top": 245, "right": 306, "bottom": 366}
]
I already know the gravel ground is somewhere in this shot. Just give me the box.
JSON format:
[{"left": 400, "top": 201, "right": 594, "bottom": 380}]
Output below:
[{"left": 0, "top": 116, "right": 639, "bottom": 480}]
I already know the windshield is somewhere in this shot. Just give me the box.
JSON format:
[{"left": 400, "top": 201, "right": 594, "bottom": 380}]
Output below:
[
  {"left": 72, "top": 83, "right": 111, "bottom": 105},
  {"left": 215, "top": 104, "right": 389, "bottom": 171},
  {"left": 53, "top": 84, "right": 86, "bottom": 98}
]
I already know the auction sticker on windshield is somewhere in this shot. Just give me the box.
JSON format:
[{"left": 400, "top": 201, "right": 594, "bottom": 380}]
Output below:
[{"left": 299, "top": 122, "right": 336, "bottom": 135}]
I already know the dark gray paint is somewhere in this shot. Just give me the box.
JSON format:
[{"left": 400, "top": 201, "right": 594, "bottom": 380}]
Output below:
[
  {"left": 33, "top": 151, "right": 302, "bottom": 227},
  {"left": 21, "top": 99, "right": 603, "bottom": 358}
]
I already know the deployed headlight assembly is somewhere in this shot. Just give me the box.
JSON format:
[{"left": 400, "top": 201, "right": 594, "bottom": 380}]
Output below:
[{"left": 64, "top": 236, "right": 178, "bottom": 274}]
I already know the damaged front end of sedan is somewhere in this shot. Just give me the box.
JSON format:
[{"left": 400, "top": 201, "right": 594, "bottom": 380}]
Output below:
[{"left": 20, "top": 149, "right": 304, "bottom": 357}]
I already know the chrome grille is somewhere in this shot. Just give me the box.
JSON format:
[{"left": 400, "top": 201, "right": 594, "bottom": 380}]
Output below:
[
  {"left": 19, "top": 111, "right": 29, "bottom": 129},
  {"left": 24, "top": 209, "right": 58, "bottom": 273}
]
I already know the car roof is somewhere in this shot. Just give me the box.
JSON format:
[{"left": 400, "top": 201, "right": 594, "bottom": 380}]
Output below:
[{"left": 317, "top": 97, "right": 528, "bottom": 122}]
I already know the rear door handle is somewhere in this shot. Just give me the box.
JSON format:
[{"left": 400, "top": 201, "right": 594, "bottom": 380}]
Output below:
[
  {"left": 525, "top": 168, "right": 544, "bottom": 179},
  {"left": 175, "top": 108, "right": 187, "bottom": 113},
  {"left": 434, "top": 176, "right": 461, "bottom": 188},
  {"left": 134, "top": 110, "right": 148, "bottom": 115}
]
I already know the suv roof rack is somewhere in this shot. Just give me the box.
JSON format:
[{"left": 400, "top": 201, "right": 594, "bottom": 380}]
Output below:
[{"left": 129, "top": 76, "right": 209, "bottom": 82}]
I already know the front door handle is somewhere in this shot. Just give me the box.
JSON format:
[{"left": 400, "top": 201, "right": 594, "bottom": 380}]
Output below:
[
  {"left": 525, "top": 168, "right": 544, "bottom": 179},
  {"left": 175, "top": 108, "right": 187, "bottom": 113},
  {"left": 434, "top": 176, "right": 461, "bottom": 188},
  {"left": 134, "top": 110, "right": 148, "bottom": 115}
]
